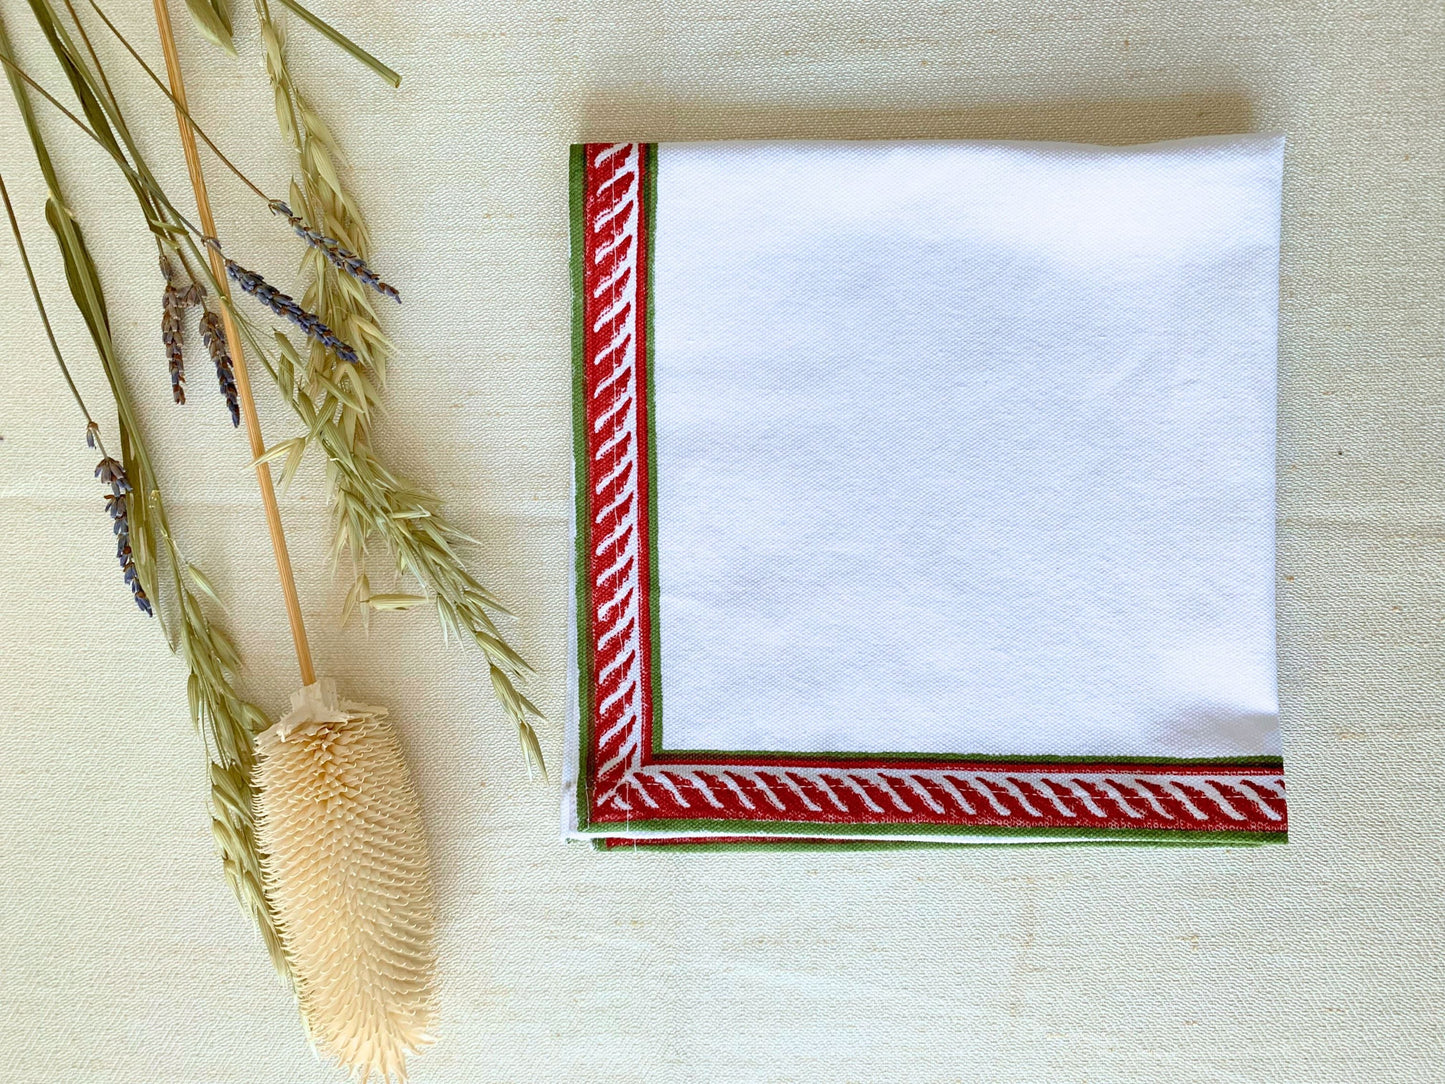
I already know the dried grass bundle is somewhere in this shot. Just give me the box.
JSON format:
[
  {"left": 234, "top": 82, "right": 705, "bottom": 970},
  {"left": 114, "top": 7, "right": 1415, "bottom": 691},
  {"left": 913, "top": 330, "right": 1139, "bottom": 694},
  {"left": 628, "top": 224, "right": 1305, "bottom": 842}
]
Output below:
[
  {"left": 255, "top": 681, "right": 437, "bottom": 1082},
  {"left": 5, "top": 3, "right": 454, "bottom": 1060},
  {"left": 0, "top": 45, "right": 287, "bottom": 974},
  {"left": 148, "top": 6, "right": 441, "bottom": 1079},
  {"left": 8, "top": 0, "right": 546, "bottom": 776},
  {"left": 253, "top": 1, "right": 546, "bottom": 775}
]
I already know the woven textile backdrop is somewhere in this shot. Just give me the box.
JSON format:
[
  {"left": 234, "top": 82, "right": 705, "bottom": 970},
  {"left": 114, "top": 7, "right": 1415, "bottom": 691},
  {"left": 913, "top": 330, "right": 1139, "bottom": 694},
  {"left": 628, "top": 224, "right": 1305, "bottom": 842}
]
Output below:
[{"left": 0, "top": 1, "right": 1441, "bottom": 1081}]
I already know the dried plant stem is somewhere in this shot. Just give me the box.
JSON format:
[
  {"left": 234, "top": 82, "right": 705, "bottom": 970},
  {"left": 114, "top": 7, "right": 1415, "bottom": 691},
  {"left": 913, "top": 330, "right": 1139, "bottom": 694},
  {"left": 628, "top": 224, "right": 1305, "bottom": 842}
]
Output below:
[
  {"left": 88, "top": 0, "right": 270, "bottom": 203},
  {"left": 152, "top": 0, "right": 315, "bottom": 686},
  {"left": 150, "top": 18, "right": 442, "bottom": 1068},
  {"left": 0, "top": 14, "right": 285, "bottom": 970},
  {"left": 0, "top": 15, "right": 202, "bottom": 243},
  {"left": 270, "top": 0, "right": 399, "bottom": 88}
]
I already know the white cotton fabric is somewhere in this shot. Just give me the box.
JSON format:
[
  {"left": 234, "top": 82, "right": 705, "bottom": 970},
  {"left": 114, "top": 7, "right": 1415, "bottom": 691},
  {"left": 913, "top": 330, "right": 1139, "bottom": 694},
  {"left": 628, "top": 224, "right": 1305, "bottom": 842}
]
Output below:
[{"left": 650, "top": 136, "right": 1284, "bottom": 759}]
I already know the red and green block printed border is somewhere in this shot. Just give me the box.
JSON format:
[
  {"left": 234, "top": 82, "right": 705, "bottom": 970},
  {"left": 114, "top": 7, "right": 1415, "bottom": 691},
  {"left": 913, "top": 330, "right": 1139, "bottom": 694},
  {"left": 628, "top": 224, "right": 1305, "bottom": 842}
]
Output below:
[{"left": 569, "top": 142, "right": 1287, "bottom": 847}]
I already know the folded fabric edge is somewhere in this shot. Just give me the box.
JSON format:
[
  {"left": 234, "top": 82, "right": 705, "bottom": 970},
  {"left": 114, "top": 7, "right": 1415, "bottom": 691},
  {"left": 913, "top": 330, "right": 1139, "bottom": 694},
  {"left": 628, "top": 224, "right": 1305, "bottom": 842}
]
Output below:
[
  {"left": 583, "top": 833, "right": 1287, "bottom": 852},
  {"left": 565, "top": 822, "right": 1288, "bottom": 846},
  {"left": 565, "top": 132, "right": 1286, "bottom": 156}
]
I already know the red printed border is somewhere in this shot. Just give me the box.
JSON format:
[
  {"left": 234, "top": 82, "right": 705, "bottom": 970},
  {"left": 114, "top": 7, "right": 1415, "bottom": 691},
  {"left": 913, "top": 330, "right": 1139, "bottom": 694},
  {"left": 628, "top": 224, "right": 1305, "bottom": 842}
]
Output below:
[{"left": 572, "top": 142, "right": 1286, "bottom": 840}]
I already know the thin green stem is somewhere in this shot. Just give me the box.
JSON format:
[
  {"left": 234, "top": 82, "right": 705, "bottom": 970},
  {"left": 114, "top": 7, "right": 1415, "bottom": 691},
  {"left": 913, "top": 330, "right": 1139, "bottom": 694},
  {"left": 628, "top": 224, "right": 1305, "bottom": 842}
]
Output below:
[
  {"left": 58, "top": 0, "right": 160, "bottom": 262},
  {"left": 85, "top": 0, "right": 272, "bottom": 203},
  {"left": 0, "top": 49, "right": 204, "bottom": 240},
  {"left": 0, "top": 48, "right": 103, "bottom": 156},
  {"left": 0, "top": 170, "right": 96, "bottom": 430},
  {"left": 272, "top": 0, "right": 400, "bottom": 88},
  {"left": 0, "top": 31, "right": 152, "bottom": 509},
  {"left": 60, "top": 0, "right": 117, "bottom": 123}
]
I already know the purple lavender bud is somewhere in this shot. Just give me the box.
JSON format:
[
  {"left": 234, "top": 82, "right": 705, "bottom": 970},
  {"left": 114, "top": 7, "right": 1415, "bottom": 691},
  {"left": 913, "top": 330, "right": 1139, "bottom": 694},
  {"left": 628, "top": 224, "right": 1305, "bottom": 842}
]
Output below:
[
  {"left": 224, "top": 258, "right": 361, "bottom": 364},
  {"left": 94, "top": 457, "right": 152, "bottom": 618},
  {"left": 270, "top": 200, "right": 400, "bottom": 303}
]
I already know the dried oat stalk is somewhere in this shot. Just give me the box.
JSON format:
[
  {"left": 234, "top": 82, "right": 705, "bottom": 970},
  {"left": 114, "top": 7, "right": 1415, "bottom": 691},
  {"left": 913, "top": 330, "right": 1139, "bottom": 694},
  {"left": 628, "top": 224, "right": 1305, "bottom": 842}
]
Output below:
[
  {"left": 257, "top": 1, "right": 385, "bottom": 448},
  {"left": 254, "top": 2, "right": 545, "bottom": 772},
  {"left": 266, "top": 333, "right": 545, "bottom": 774}
]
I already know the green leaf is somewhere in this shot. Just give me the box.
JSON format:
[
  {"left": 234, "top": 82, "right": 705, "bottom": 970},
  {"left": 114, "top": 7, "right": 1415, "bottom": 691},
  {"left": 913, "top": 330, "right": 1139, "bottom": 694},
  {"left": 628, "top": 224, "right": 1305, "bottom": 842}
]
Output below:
[
  {"left": 272, "top": 0, "right": 401, "bottom": 88},
  {"left": 183, "top": 0, "right": 237, "bottom": 57}
]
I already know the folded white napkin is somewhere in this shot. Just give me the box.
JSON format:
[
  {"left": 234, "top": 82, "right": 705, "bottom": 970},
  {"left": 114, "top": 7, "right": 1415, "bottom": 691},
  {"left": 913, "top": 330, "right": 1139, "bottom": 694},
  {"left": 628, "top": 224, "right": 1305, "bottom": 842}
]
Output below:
[{"left": 565, "top": 135, "right": 1287, "bottom": 847}]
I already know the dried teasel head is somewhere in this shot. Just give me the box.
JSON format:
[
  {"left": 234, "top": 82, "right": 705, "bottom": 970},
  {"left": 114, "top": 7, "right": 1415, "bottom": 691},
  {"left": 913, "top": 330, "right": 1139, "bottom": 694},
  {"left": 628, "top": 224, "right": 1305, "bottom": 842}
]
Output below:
[{"left": 254, "top": 680, "right": 437, "bottom": 1083}]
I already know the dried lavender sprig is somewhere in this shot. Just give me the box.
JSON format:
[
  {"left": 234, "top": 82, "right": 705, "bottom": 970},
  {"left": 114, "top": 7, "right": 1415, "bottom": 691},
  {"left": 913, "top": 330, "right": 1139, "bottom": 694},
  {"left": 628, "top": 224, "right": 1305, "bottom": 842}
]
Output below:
[
  {"left": 218, "top": 248, "right": 359, "bottom": 364},
  {"left": 200, "top": 308, "right": 240, "bottom": 426},
  {"left": 270, "top": 199, "right": 400, "bottom": 303},
  {"left": 160, "top": 256, "right": 188, "bottom": 403},
  {"left": 95, "top": 455, "right": 152, "bottom": 615},
  {"left": 161, "top": 300, "right": 184, "bottom": 400},
  {"left": 160, "top": 254, "right": 206, "bottom": 405}
]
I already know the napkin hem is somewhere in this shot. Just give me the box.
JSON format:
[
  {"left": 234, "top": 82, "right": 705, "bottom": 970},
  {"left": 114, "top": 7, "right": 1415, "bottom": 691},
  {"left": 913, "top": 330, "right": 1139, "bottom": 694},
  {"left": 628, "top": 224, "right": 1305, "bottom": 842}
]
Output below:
[{"left": 586, "top": 832, "right": 1287, "bottom": 851}]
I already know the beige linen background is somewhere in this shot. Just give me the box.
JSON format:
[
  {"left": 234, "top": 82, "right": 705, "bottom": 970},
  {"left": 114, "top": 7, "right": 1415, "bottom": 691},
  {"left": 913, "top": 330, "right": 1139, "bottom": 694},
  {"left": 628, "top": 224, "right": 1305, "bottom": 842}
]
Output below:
[{"left": 0, "top": 1, "right": 1440, "bottom": 1081}]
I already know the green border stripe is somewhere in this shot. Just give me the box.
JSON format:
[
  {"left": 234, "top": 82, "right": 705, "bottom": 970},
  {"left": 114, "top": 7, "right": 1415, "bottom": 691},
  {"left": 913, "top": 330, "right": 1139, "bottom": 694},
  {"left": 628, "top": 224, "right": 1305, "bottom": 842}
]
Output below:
[
  {"left": 642, "top": 143, "right": 666, "bottom": 759},
  {"left": 650, "top": 748, "right": 1284, "bottom": 768},
  {"left": 591, "top": 835, "right": 1279, "bottom": 853},
  {"left": 583, "top": 817, "right": 1287, "bottom": 844},
  {"left": 569, "top": 144, "right": 594, "bottom": 832}
]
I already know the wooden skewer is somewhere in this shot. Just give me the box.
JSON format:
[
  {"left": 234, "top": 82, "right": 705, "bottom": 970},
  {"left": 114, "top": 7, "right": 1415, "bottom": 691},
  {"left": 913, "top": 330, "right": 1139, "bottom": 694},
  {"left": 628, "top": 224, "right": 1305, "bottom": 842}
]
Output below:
[{"left": 151, "top": 0, "right": 316, "bottom": 686}]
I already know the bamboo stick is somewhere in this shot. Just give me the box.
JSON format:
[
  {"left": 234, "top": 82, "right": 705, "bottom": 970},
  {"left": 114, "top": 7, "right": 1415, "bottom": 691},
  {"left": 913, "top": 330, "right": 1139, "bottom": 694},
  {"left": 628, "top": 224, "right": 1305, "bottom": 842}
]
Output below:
[{"left": 151, "top": 0, "right": 315, "bottom": 685}]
